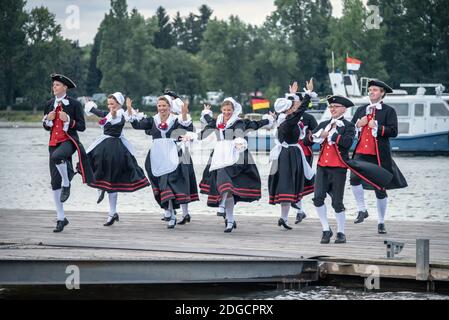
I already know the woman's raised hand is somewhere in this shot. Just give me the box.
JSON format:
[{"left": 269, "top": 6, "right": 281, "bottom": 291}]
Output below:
[{"left": 306, "top": 77, "right": 314, "bottom": 92}]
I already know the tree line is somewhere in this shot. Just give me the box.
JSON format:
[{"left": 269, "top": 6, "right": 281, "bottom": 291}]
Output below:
[{"left": 1, "top": 0, "right": 448, "bottom": 112}]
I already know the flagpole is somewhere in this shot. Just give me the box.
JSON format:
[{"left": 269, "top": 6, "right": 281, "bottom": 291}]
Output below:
[
  {"left": 346, "top": 52, "right": 348, "bottom": 74},
  {"left": 332, "top": 51, "right": 335, "bottom": 73}
]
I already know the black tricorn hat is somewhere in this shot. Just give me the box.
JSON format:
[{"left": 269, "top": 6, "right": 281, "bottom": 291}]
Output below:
[
  {"left": 51, "top": 73, "right": 76, "bottom": 89},
  {"left": 326, "top": 95, "right": 355, "bottom": 108},
  {"left": 368, "top": 79, "right": 393, "bottom": 93}
]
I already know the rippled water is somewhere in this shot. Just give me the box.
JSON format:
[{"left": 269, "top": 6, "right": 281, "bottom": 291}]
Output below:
[
  {"left": 0, "top": 126, "right": 449, "bottom": 221},
  {"left": 250, "top": 287, "right": 449, "bottom": 300},
  {"left": 1, "top": 284, "right": 448, "bottom": 300}
]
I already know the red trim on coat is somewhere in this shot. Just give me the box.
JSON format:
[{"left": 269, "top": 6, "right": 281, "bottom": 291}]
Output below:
[
  {"left": 334, "top": 142, "right": 383, "bottom": 190},
  {"left": 373, "top": 109, "right": 382, "bottom": 166},
  {"left": 336, "top": 134, "right": 341, "bottom": 145},
  {"left": 66, "top": 134, "right": 86, "bottom": 183}
]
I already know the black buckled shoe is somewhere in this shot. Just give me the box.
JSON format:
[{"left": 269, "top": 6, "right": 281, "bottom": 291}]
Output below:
[
  {"left": 378, "top": 223, "right": 387, "bottom": 234},
  {"left": 167, "top": 217, "right": 177, "bottom": 229},
  {"left": 320, "top": 229, "right": 333, "bottom": 244},
  {"left": 224, "top": 219, "right": 237, "bottom": 229},
  {"left": 334, "top": 232, "right": 347, "bottom": 244},
  {"left": 224, "top": 221, "right": 237, "bottom": 233},
  {"left": 161, "top": 210, "right": 175, "bottom": 221},
  {"left": 178, "top": 213, "right": 191, "bottom": 225},
  {"left": 217, "top": 210, "right": 226, "bottom": 218},
  {"left": 60, "top": 185, "right": 71, "bottom": 203},
  {"left": 354, "top": 210, "right": 369, "bottom": 224},
  {"left": 104, "top": 213, "right": 119, "bottom": 226},
  {"left": 295, "top": 211, "right": 307, "bottom": 224},
  {"left": 278, "top": 218, "right": 292, "bottom": 230},
  {"left": 53, "top": 218, "right": 69, "bottom": 233},
  {"left": 97, "top": 190, "right": 106, "bottom": 204}
]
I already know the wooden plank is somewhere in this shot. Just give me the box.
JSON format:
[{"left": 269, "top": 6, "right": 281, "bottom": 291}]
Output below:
[{"left": 1, "top": 209, "right": 449, "bottom": 268}]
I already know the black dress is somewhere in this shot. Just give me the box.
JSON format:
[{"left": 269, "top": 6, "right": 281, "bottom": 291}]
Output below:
[
  {"left": 199, "top": 115, "right": 261, "bottom": 207},
  {"left": 87, "top": 109, "right": 149, "bottom": 193},
  {"left": 268, "top": 96, "right": 310, "bottom": 205},
  {"left": 131, "top": 115, "right": 199, "bottom": 209}
]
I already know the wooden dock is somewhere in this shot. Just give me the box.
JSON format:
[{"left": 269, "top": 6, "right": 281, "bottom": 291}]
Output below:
[{"left": 0, "top": 209, "right": 448, "bottom": 289}]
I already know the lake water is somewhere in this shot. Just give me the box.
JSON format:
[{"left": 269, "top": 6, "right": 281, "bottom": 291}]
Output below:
[{"left": 1, "top": 284, "right": 449, "bottom": 300}]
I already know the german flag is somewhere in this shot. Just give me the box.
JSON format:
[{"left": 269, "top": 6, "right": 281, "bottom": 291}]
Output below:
[{"left": 251, "top": 98, "right": 269, "bottom": 111}]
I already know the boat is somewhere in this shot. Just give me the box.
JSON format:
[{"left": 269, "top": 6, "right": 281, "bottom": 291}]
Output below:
[{"left": 246, "top": 72, "right": 449, "bottom": 153}]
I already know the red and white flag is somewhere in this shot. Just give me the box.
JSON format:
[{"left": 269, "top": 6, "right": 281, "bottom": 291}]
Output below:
[{"left": 346, "top": 57, "right": 362, "bottom": 71}]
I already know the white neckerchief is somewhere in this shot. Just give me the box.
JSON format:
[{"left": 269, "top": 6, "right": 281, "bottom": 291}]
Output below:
[
  {"left": 216, "top": 113, "right": 240, "bottom": 140},
  {"left": 101, "top": 108, "right": 124, "bottom": 126},
  {"left": 325, "top": 118, "right": 345, "bottom": 131},
  {"left": 216, "top": 113, "right": 239, "bottom": 130},
  {"left": 312, "top": 117, "right": 345, "bottom": 145},
  {"left": 325, "top": 118, "right": 345, "bottom": 145},
  {"left": 53, "top": 95, "right": 69, "bottom": 109},
  {"left": 366, "top": 101, "right": 383, "bottom": 115},
  {"left": 153, "top": 113, "right": 177, "bottom": 138}
]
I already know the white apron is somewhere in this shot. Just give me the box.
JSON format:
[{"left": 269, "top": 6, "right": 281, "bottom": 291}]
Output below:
[
  {"left": 150, "top": 138, "right": 179, "bottom": 177},
  {"left": 209, "top": 140, "right": 240, "bottom": 172},
  {"left": 269, "top": 138, "right": 315, "bottom": 180}
]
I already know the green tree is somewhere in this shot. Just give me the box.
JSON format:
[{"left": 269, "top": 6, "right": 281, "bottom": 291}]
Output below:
[
  {"left": 86, "top": 29, "right": 103, "bottom": 95},
  {"left": 122, "top": 9, "right": 161, "bottom": 98},
  {"left": 200, "top": 17, "right": 252, "bottom": 99},
  {"left": 21, "top": 6, "right": 68, "bottom": 111},
  {"left": 327, "top": 0, "right": 388, "bottom": 86},
  {"left": 249, "top": 26, "right": 298, "bottom": 100},
  {"left": 97, "top": 0, "right": 130, "bottom": 94},
  {"left": 373, "top": 0, "right": 449, "bottom": 88},
  {"left": 172, "top": 5, "right": 213, "bottom": 54},
  {"left": 268, "top": 0, "right": 333, "bottom": 94},
  {"left": 159, "top": 47, "right": 204, "bottom": 103},
  {"left": 172, "top": 11, "right": 186, "bottom": 47},
  {"left": 0, "top": 0, "right": 27, "bottom": 106},
  {"left": 153, "top": 6, "right": 174, "bottom": 49}
]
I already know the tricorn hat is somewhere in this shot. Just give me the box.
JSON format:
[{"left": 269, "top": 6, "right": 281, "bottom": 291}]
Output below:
[
  {"left": 51, "top": 73, "right": 76, "bottom": 89},
  {"left": 368, "top": 79, "right": 393, "bottom": 93},
  {"left": 326, "top": 95, "right": 355, "bottom": 108}
]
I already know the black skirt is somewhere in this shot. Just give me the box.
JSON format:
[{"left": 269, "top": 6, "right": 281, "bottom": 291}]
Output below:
[
  {"left": 301, "top": 154, "right": 314, "bottom": 198},
  {"left": 145, "top": 149, "right": 199, "bottom": 209},
  {"left": 199, "top": 150, "right": 261, "bottom": 207},
  {"left": 269, "top": 147, "right": 307, "bottom": 205},
  {"left": 88, "top": 137, "right": 149, "bottom": 192}
]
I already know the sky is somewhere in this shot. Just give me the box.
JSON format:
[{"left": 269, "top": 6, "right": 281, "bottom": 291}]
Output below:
[{"left": 25, "top": 0, "right": 345, "bottom": 46}]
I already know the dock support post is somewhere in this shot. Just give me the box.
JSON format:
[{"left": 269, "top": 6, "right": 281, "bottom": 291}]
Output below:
[{"left": 416, "top": 239, "right": 430, "bottom": 281}]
